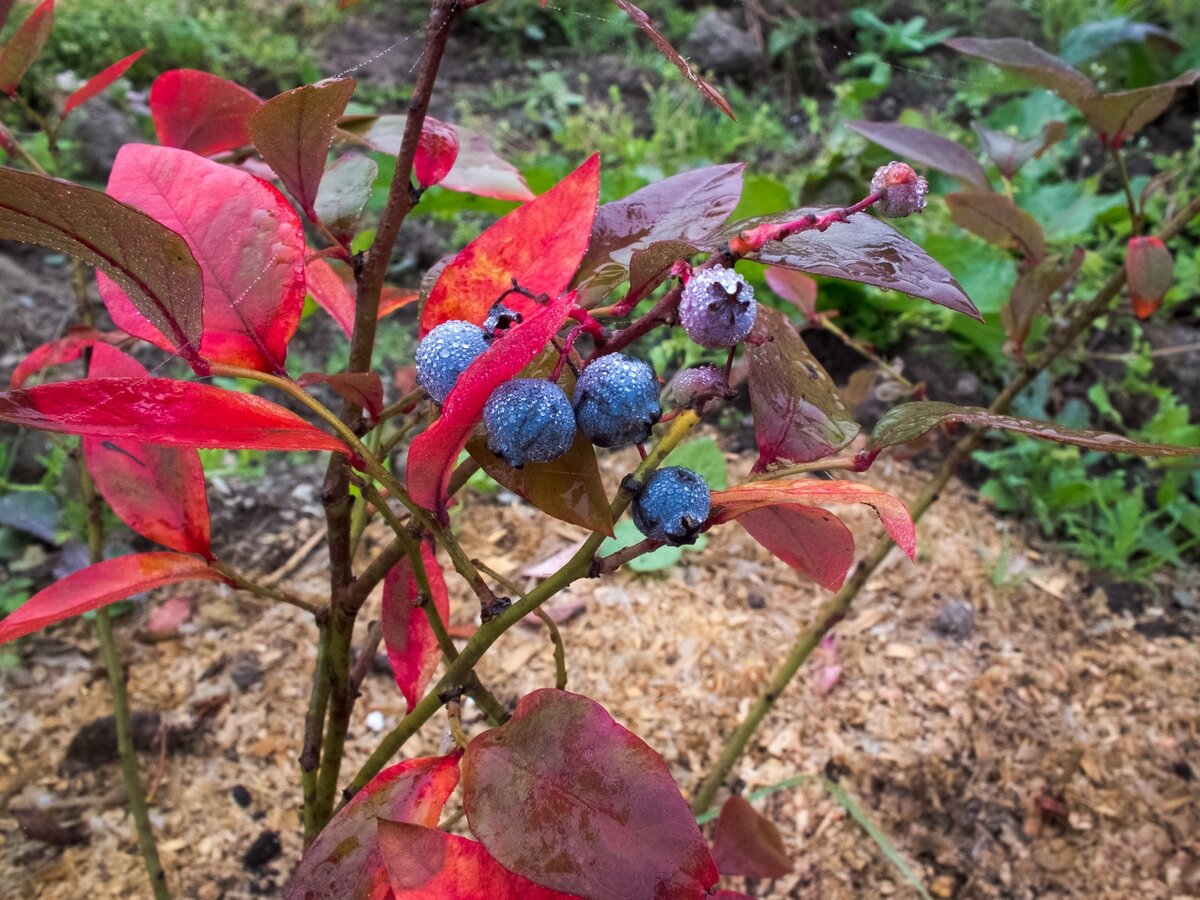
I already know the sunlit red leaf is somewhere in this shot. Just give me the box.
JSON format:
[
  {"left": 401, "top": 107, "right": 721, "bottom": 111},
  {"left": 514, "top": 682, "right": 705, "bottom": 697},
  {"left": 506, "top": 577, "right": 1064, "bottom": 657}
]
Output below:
[
  {"left": 0, "top": 377, "right": 350, "bottom": 455},
  {"left": 381, "top": 538, "right": 448, "bottom": 712},
  {"left": 407, "top": 291, "right": 576, "bottom": 521},
  {"left": 711, "top": 795, "right": 793, "bottom": 879},
  {"left": 97, "top": 144, "right": 306, "bottom": 373},
  {"left": 0, "top": 552, "right": 227, "bottom": 645},
  {"left": 249, "top": 77, "right": 356, "bottom": 219},
  {"left": 10, "top": 328, "right": 125, "bottom": 389},
  {"left": 420, "top": 154, "right": 599, "bottom": 334},
  {"left": 0, "top": 0, "right": 53, "bottom": 96},
  {"left": 380, "top": 286, "right": 418, "bottom": 318},
  {"left": 306, "top": 257, "right": 355, "bottom": 337},
  {"left": 747, "top": 305, "right": 859, "bottom": 471},
  {"left": 298, "top": 371, "right": 384, "bottom": 421},
  {"left": 0, "top": 167, "right": 205, "bottom": 367},
  {"left": 63, "top": 49, "right": 145, "bottom": 118},
  {"left": 285, "top": 754, "right": 461, "bottom": 900},
  {"left": 149, "top": 69, "right": 262, "bottom": 157},
  {"left": 871, "top": 401, "right": 1200, "bottom": 457},
  {"left": 1126, "top": 235, "right": 1174, "bottom": 319},
  {"left": 765, "top": 267, "right": 819, "bottom": 321},
  {"left": 846, "top": 121, "right": 990, "bottom": 191},
  {"left": 946, "top": 191, "right": 1046, "bottom": 262},
  {"left": 379, "top": 822, "right": 581, "bottom": 899},
  {"left": 84, "top": 344, "right": 211, "bottom": 556},
  {"left": 414, "top": 115, "right": 459, "bottom": 188},
  {"left": 463, "top": 689, "right": 719, "bottom": 899},
  {"left": 613, "top": 0, "right": 734, "bottom": 120}
]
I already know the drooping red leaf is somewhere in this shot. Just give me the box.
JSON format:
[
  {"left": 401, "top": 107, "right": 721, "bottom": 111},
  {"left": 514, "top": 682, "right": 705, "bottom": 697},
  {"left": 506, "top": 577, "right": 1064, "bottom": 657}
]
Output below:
[
  {"left": 380, "top": 286, "right": 419, "bottom": 318},
  {"left": 379, "top": 823, "right": 581, "bottom": 899},
  {"left": 149, "top": 69, "right": 263, "bottom": 157},
  {"left": 0, "top": 552, "right": 227, "bottom": 645},
  {"left": 420, "top": 154, "right": 599, "bottom": 334},
  {"left": 944, "top": 37, "right": 1095, "bottom": 103},
  {"left": 305, "top": 257, "right": 356, "bottom": 337},
  {"left": 747, "top": 305, "right": 859, "bottom": 471},
  {"left": 285, "top": 754, "right": 461, "bottom": 900},
  {"left": 298, "top": 371, "right": 384, "bottom": 421},
  {"left": 764, "top": 267, "right": 819, "bottom": 320},
  {"left": 846, "top": 121, "right": 990, "bottom": 191},
  {"left": 97, "top": 144, "right": 306, "bottom": 374},
  {"left": 414, "top": 115, "right": 459, "bottom": 188},
  {"left": 63, "top": 49, "right": 145, "bottom": 117},
  {"left": 84, "top": 344, "right": 211, "bottom": 556},
  {"left": 0, "top": 167, "right": 205, "bottom": 367},
  {"left": 249, "top": 77, "right": 356, "bottom": 219},
  {"left": 462, "top": 689, "right": 719, "bottom": 899},
  {"left": 871, "top": 401, "right": 1200, "bottom": 458},
  {"left": 0, "top": 377, "right": 350, "bottom": 455},
  {"left": 711, "top": 795, "right": 793, "bottom": 879},
  {"left": 572, "top": 163, "right": 744, "bottom": 307},
  {"left": 408, "top": 291, "right": 576, "bottom": 521},
  {"left": 973, "top": 121, "right": 1067, "bottom": 180},
  {"left": 612, "top": 0, "right": 734, "bottom": 120},
  {"left": 0, "top": 0, "right": 53, "bottom": 96},
  {"left": 381, "top": 538, "right": 449, "bottom": 712},
  {"left": 1126, "top": 235, "right": 1174, "bottom": 319},
  {"left": 1003, "top": 248, "right": 1084, "bottom": 352},
  {"left": 717, "top": 210, "right": 980, "bottom": 319},
  {"left": 946, "top": 191, "right": 1046, "bottom": 262},
  {"left": 1075, "top": 71, "right": 1200, "bottom": 145},
  {"left": 440, "top": 124, "right": 533, "bottom": 201},
  {"left": 144, "top": 596, "right": 192, "bottom": 638},
  {"left": 10, "top": 328, "right": 125, "bottom": 389}
]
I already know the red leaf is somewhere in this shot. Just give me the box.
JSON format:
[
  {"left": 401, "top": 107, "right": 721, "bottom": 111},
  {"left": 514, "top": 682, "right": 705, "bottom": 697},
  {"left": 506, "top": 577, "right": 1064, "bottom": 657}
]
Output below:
[
  {"left": 149, "top": 69, "right": 262, "bottom": 157},
  {"left": 10, "top": 328, "right": 124, "bottom": 389},
  {"left": 462, "top": 689, "right": 719, "bottom": 899},
  {"left": 846, "top": 120, "right": 991, "bottom": 191},
  {"left": 306, "top": 257, "right": 356, "bottom": 337},
  {"left": 1126, "top": 235, "right": 1173, "bottom": 319},
  {"left": 0, "top": 377, "right": 351, "bottom": 455},
  {"left": 407, "top": 291, "right": 576, "bottom": 521},
  {"left": 63, "top": 49, "right": 145, "bottom": 118},
  {"left": 0, "top": 0, "right": 53, "bottom": 96},
  {"left": 439, "top": 124, "right": 532, "bottom": 201},
  {"left": 249, "top": 77, "right": 356, "bottom": 219},
  {"left": 380, "top": 286, "right": 419, "bottom": 318},
  {"left": 144, "top": 596, "right": 192, "bottom": 638},
  {"left": 739, "top": 505, "right": 856, "bottom": 590},
  {"left": 764, "top": 267, "right": 818, "bottom": 320},
  {"left": 0, "top": 552, "right": 227, "bottom": 644},
  {"left": 83, "top": 345, "right": 211, "bottom": 556},
  {"left": 381, "top": 538, "right": 448, "bottom": 712},
  {"left": 420, "top": 154, "right": 599, "bottom": 334},
  {"left": 97, "top": 144, "right": 306, "bottom": 374},
  {"left": 711, "top": 795, "right": 793, "bottom": 879},
  {"left": 285, "top": 754, "right": 461, "bottom": 900},
  {"left": 612, "top": 0, "right": 734, "bottom": 120},
  {"left": 298, "top": 371, "right": 384, "bottom": 421},
  {"left": 414, "top": 115, "right": 460, "bottom": 188},
  {"left": 0, "top": 167, "right": 205, "bottom": 367},
  {"left": 379, "top": 823, "right": 580, "bottom": 899}
]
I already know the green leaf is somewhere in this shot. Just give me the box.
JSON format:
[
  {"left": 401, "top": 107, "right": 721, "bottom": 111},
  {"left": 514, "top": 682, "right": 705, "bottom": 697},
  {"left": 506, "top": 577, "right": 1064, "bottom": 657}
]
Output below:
[{"left": 663, "top": 437, "right": 728, "bottom": 491}]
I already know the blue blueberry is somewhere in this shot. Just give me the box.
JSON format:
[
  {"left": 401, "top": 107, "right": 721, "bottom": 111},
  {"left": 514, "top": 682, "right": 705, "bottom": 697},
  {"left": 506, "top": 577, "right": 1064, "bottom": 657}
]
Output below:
[
  {"left": 678, "top": 265, "right": 757, "bottom": 349},
  {"left": 632, "top": 466, "right": 711, "bottom": 546},
  {"left": 483, "top": 378, "right": 576, "bottom": 468},
  {"left": 415, "top": 320, "right": 489, "bottom": 404},
  {"left": 572, "top": 353, "right": 662, "bottom": 448}
]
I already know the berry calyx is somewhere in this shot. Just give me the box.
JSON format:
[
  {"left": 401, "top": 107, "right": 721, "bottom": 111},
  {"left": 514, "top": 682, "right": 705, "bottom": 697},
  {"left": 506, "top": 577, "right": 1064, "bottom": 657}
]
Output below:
[
  {"left": 415, "top": 320, "right": 490, "bottom": 404},
  {"left": 483, "top": 378, "right": 576, "bottom": 468},
  {"left": 632, "top": 466, "right": 711, "bottom": 546},
  {"left": 870, "top": 161, "right": 929, "bottom": 218},
  {"left": 573, "top": 353, "right": 662, "bottom": 448},
  {"left": 678, "top": 265, "right": 757, "bottom": 349}
]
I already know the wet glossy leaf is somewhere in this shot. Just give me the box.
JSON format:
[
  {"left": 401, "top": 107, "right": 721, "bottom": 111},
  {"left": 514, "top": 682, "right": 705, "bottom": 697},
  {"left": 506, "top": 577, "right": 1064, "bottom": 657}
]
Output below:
[
  {"left": 871, "top": 401, "right": 1200, "bottom": 457},
  {"left": 63, "top": 49, "right": 145, "bottom": 118},
  {"left": 0, "top": 168, "right": 205, "bottom": 367},
  {"left": 1003, "top": 248, "right": 1084, "bottom": 351},
  {"left": 420, "top": 154, "right": 598, "bottom": 334},
  {"left": 944, "top": 37, "right": 1095, "bottom": 102},
  {"left": 720, "top": 210, "right": 980, "bottom": 319},
  {"left": 463, "top": 689, "right": 718, "bottom": 899},
  {"left": 846, "top": 121, "right": 990, "bottom": 191},
  {"left": 626, "top": 240, "right": 699, "bottom": 307},
  {"left": 298, "top": 372, "right": 383, "bottom": 420},
  {"left": 747, "top": 305, "right": 859, "bottom": 471},
  {"left": 946, "top": 191, "right": 1045, "bottom": 262},
  {"left": 84, "top": 345, "right": 211, "bottom": 556},
  {"left": 97, "top": 144, "right": 306, "bottom": 374},
  {"left": 414, "top": 115, "right": 459, "bottom": 188},
  {"left": 764, "top": 267, "right": 819, "bottom": 320},
  {"left": 285, "top": 754, "right": 461, "bottom": 900},
  {"left": 0, "top": 377, "right": 350, "bottom": 455},
  {"left": 379, "top": 823, "right": 581, "bottom": 899},
  {"left": 0, "top": 0, "right": 53, "bottom": 96},
  {"left": 1125, "top": 235, "right": 1173, "bottom": 320},
  {"left": 1059, "top": 18, "right": 1180, "bottom": 66},
  {"left": 613, "top": 0, "right": 734, "bottom": 120},
  {"left": 149, "top": 69, "right": 262, "bottom": 157},
  {"left": 572, "top": 163, "right": 744, "bottom": 307},
  {"left": 10, "top": 328, "right": 125, "bottom": 389},
  {"left": 381, "top": 538, "right": 449, "bottom": 712},
  {"left": 711, "top": 795, "right": 793, "bottom": 879},
  {"left": 314, "top": 153, "right": 377, "bottom": 235},
  {"left": 1075, "top": 71, "right": 1200, "bottom": 144},
  {"left": 0, "top": 552, "right": 228, "bottom": 645},
  {"left": 249, "top": 77, "right": 356, "bottom": 219},
  {"left": 407, "top": 291, "right": 576, "bottom": 520},
  {"left": 973, "top": 121, "right": 1067, "bottom": 180},
  {"left": 305, "top": 257, "right": 355, "bottom": 337}
]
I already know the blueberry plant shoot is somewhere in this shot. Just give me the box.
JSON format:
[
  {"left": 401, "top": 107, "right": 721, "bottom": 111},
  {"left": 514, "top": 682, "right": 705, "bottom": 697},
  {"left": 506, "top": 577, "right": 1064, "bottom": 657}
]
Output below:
[{"left": 0, "top": 0, "right": 1198, "bottom": 897}]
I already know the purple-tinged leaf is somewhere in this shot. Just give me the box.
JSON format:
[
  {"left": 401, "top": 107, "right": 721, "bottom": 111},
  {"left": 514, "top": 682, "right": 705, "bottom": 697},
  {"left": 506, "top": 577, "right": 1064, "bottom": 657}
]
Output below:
[
  {"left": 1003, "top": 248, "right": 1084, "bottom": 352},
  {"left": 973, "top": 121, "right": 1067, "bottom": 180},
  {"left": 946, "top": 191, "right": 1046, "bottom": 262},
  {"left": 944, "top": 37, "right": 1095, "bottom": 102},
  {"left": 846, "top": 121, "right": 990, "bottom": 191},
  {"left": 711, "top": 795, "right": 793, "bottom": 879},
  {"left": 0, "top": 0, "right": 53, "bottom": 96},
  {"left": 1075, "top": 70, "right": 1200, "bottom": 145}
]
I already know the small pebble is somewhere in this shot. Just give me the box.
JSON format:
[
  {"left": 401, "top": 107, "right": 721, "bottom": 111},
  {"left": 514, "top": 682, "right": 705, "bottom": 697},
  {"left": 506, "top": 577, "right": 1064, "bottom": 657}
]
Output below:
[
  {"left": 242, "top": 830, "right": 281, "bottom": 869},
  {"left": 231, "top": 784, "right": 252, "bottom": 808},
  {"left": 365, "top": 711, "right": 386, "bottom": 733},
  {"left": 933, "top": 599, "right": 976, "bottom": 640}
]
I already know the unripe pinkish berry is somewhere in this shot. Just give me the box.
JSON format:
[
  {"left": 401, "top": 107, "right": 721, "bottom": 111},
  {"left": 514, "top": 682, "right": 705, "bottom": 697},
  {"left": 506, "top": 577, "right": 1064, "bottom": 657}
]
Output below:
[{"left": 870, "top": 161, "right": 929, "bottom": 218}]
